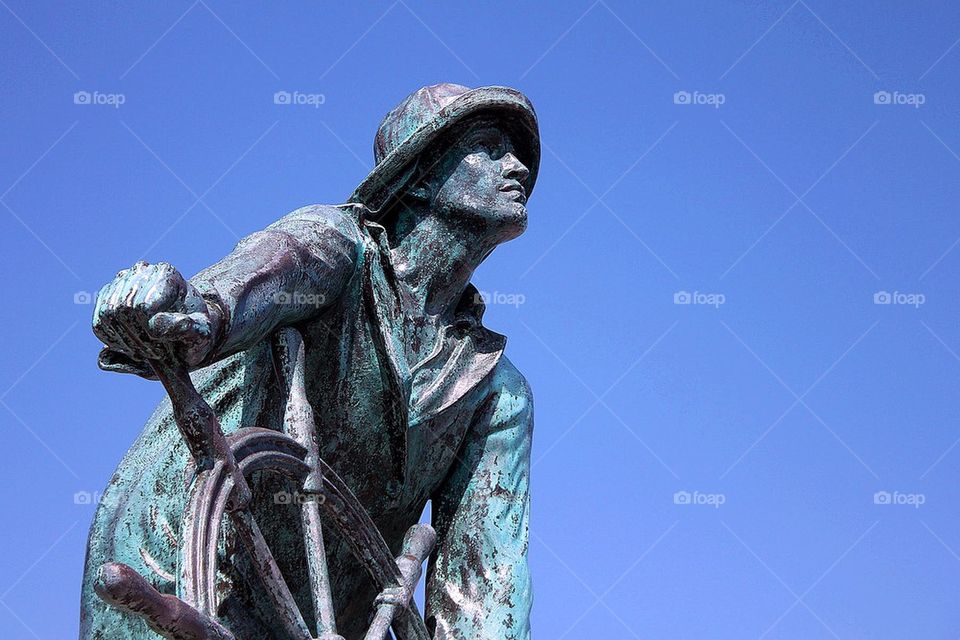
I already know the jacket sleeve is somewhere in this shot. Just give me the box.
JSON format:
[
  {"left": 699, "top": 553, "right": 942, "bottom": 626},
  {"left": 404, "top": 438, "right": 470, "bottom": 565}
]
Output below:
[
  {"left": 426, "top": 357, "right": 534, "bottom": 640},
  {"left": 190, "top": 204, "right": 363, "bottom": 361},
  {"left": 98, "top": 205, "right": 363, "bottom": 377}
]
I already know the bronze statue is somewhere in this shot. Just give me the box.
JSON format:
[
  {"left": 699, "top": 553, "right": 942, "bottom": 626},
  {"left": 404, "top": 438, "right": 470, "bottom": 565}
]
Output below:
[{"left": 80, "top": 83, "right": 540, "bottom": 640}]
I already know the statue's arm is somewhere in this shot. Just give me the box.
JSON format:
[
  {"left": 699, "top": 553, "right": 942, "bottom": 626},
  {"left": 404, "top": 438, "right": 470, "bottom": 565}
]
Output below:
[
  {"left": 95, "top": 206, "right": 362, "bottom": 377},
  {"left": 191, "top": 209, "right": 361, "bottom": 362},
  {"left": 426, "top": 358, "right": 534, "bottom": 639}
]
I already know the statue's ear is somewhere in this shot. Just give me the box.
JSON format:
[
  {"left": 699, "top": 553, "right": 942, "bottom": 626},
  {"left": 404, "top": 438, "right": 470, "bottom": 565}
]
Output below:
[{"left": 387, "top": 158, "right": 432, "bottom": 206}]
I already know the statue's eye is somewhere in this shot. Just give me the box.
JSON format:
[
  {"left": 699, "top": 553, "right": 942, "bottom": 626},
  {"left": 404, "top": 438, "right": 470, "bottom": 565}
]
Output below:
[
  {"left": 468, "top": 131, "right": 503, "bottom": 158},
  {"left": 482, "top": 141, "right": 502, "bottom": 158}
]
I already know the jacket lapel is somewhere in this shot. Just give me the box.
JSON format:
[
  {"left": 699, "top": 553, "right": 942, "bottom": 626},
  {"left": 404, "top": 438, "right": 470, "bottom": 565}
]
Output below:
[
  {"left": 407, "top": 327, "right": 505, "bottom": 428},
  {"left": 361, "top": 219, "right": 412, "bottom": 486},
  {"left": 361, "top": 220, "right": 506, "bottom": 434},
  {"left": 407, "top": 284, "right": 505, "bottom": 427}
]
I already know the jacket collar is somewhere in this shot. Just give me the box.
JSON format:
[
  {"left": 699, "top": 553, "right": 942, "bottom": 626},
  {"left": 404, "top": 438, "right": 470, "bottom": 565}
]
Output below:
[
  {"left": 407, "top": 285, "right": 506, "bottom": 427},
  {"left": 360, "top": 218, "right": 506, "bottom": 428}
]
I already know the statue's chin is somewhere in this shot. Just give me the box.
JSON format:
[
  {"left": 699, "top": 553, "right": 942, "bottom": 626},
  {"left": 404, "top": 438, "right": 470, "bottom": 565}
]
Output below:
[
  {"left": 446, "top": 202, "right": 527, "bottom": 244},
  {"left": 501, "top": 203, "right": 528, "bottom": 241}
]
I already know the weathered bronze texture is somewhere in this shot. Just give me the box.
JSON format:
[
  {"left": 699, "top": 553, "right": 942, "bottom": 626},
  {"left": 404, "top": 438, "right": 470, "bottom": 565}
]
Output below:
[{"left": 81, "top": 83, "right": 540, "bottom": 639}]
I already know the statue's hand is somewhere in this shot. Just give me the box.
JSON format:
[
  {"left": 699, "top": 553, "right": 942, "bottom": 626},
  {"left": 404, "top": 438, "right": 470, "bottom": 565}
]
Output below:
[
  {"left": 93, "top": 261, "right": 222, "bottom": 372},
  {"left": 96, "top": 562, "right": 235, "bottom": 640}
]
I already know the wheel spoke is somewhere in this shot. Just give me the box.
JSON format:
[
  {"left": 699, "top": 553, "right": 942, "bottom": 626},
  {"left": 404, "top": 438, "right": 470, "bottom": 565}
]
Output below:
[
  {"left": 316, "top": 459, "right": 431, "bottom": 640},
  {"left": 275, "top": 327, "right": 340, "bottom": 637},
  {"left": 230, "top": 504, "right": 313, "bottom": 640}
]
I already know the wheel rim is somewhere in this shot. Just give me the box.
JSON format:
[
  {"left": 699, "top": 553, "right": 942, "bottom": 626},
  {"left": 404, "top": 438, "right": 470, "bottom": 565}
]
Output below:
[{"left": 178, "top": 427, "right": 309, "bottom": 617}]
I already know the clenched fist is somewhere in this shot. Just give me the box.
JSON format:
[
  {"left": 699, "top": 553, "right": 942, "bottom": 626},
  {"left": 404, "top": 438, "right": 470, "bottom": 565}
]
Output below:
[{"left": 93, "top": 261, "right": 223, "bottom": 375}]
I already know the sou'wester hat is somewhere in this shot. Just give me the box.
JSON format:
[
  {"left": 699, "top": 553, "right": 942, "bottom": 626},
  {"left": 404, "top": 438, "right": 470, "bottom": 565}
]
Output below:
[{"left": 349, "top": 83, "right": 540, "bottom": 217}]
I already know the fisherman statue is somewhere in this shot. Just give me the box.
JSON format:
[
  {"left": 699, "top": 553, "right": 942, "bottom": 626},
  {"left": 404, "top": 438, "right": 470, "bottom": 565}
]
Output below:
[{"left": 80, "top": 83, "right": 539, "bottom": 640}]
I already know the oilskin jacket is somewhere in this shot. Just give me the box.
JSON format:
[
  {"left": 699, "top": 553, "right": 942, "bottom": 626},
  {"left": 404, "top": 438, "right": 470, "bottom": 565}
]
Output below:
[{"left": 79, "top": 203, "right": 533, "bottom": 640}]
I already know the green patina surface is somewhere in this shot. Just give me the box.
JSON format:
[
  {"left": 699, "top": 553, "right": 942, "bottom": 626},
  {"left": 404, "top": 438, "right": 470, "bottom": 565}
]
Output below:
[{"left": 82, "top": 84, "right": 539, "bottom": 640}]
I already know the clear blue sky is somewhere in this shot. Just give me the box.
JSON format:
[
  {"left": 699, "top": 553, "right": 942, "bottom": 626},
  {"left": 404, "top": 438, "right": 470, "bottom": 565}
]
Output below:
[{"left": 2, "top": 1, "right": 960, "bottom": 638}]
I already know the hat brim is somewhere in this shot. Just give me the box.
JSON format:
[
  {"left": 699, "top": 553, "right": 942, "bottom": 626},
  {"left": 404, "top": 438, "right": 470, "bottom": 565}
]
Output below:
[{"left": 349, "top": 86, "right": 540, "bottom": 216}]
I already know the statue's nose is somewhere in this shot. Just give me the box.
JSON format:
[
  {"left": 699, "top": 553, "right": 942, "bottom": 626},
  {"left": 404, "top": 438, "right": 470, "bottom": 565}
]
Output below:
[{"left": 501, "top": 152, "right": 529, "bottom": 182}]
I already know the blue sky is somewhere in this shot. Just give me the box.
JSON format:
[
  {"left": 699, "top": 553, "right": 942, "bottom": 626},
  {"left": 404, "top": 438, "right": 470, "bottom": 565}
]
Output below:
[{"left": 2, "top": 1, "right": 960, "bottom": 638}]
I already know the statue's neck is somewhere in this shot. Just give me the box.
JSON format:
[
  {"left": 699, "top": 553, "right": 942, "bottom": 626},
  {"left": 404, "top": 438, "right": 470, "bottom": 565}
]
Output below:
[{"left": 391, "top": 217, "right": 491, "bottom": 324}]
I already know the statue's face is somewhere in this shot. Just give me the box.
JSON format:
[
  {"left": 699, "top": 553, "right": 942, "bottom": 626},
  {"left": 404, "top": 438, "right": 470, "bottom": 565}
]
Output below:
[{"left": 428, "top": 124, "right": 530, "bottom": 243}]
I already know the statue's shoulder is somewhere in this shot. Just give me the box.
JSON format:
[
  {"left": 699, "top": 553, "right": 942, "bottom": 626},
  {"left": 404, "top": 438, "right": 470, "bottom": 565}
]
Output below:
[
  {"left": 493, "top": 355, "right": 532, "bottom": 401},
  {"left": 266, "top": 203, "right": 367, "bottom": 247},
  {"left": 479, "top": 355, "right": 533, "bottom": 434}
]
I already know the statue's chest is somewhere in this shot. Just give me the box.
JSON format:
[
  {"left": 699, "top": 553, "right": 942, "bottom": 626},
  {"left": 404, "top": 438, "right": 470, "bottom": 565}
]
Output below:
[{"left": 401, "top": 374, "right": 490, "bottom": 505}]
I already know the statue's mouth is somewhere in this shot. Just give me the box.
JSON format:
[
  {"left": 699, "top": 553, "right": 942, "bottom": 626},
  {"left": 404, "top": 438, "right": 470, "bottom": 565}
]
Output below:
[{"left": 499, "top": 181, "right": 527, "bottom": 203}]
